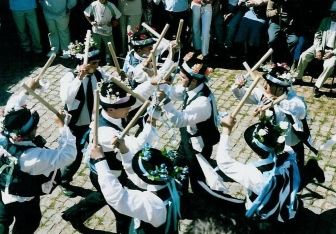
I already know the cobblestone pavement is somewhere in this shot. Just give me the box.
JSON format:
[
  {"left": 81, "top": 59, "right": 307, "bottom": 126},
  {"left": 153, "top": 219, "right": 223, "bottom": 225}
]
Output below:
[
  {"left": 1, "top": 60, "right": 336, "bottom": 233},
  {"left": 1, "top": 8, "right": 336, "bottom": 233}
]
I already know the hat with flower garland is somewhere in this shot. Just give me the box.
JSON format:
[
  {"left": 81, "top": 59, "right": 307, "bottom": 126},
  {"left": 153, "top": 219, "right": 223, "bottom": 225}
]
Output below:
[
  {"left": 180, "top": 52, "right": 213, "bottom": 82},
  {"left": 262, "top": 65, "right": 294, "bottom": 87},
  {"left": 244, "top": 109, "right": 289, "bottom": 158},
  {"left": 129, "top": 30, "right": 156, "bottom": 49},
  {"left": 65, "top": 38, "right": 100, "bottom": 62},
  {"left": 3, "top": 109, "right": 39, "bottom": 137},
  {"left": 99, "top": 80, "right": 136, "bottom": 109},
  {"left": 132, "top": 144, "right": 189, "bottom": 186}
]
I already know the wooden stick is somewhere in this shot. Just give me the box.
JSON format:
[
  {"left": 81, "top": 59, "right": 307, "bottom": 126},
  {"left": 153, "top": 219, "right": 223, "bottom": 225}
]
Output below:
[
  {"left": 144, "top": 24, "right": 169, "bottom": 69},
  {"left": 35, "top": 53, "right": 56, "bottom": 81},
  {"left": 83, "top": 30, "right": 91, "bottom": 65},
  {"left": 176, "top": 19, "right": 184, "bottom": 44},
  {"left": 141, "top": 22, "right": 160, "bottom": 38},
  {"left": 93, "top": 90, "right": 100, "bottom": 146},
  {"left": 243, "top": 48, "right": 273, "bottom": 79},
  {"left": 110, "top": 77, "right": 146, "bottom": 103},
  {"left": 151, "top": 53, "right": 157, "bottom": 76},
  {"left": 161, "top": 63, "right": 178, "bottom": 83},
  {"left": 152, "top": 24, "right": 169, "bottom": 53},
  {"left": 231, "top": 62, "right": 262, "bottom": 118},
  {"left": 22, "top": 84, "right": 63, "bottom": 119},
  {"left": 111, "top": 100, "right": 151, "bottom": 146},
  {"left": 260, "top": 94, "right": 287, "bottom": 112},
  {"left": 107, "top": 42, "right": 121, "bottom": 74}
]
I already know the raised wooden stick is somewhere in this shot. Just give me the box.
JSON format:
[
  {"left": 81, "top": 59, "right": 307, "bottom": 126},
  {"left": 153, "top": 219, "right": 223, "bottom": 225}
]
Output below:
[
  {"left": 35, "top": 53, "right": 56, "bottom": 81},
  {"left": 243, "top": 48, "right": 273, "bottom": 79},
  {"left": 141, "top": 22, "right": 160, "bottom": 38},
  {"left": 93, "top": 90, "right": 100, "bottom": 146},
  {"left": 151, "top": 53, "right": 157, "bottom": 76},
  {"left": 22, "top": 84, "right": 63, "bottom": 119},
  {"left": 83, "top": 30, "right": 91, "bottom": 65},
  {"left": 110, "top": 77, "right": 146, "bottom": 103},
  {"left": 107, "top": 42, "right": 121, "bottom": 74},
  {"left": 176, "top": 19, "right": 184, "bottom": 44},
  {"left": 111, "top": 100, "right": 151, "bottom": 147},
  {"left": 260, "top": 94, "right": 287, "bottom": 112},
  {"left": 231, "top": 62, "right": 262, "bottom": 118}
]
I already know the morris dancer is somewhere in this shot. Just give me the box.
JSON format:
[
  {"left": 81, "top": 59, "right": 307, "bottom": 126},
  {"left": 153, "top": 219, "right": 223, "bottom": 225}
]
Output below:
[
  {"left": 62, "top": 79, "right": 158, "bottom": 232},
  {"left": 0, "top": 79, "right": 76, "bottom": 233},
  {"left": 60, "top": 46, "right": 110, "bottom": 197},
  {"left": 217, "top": 115, "right": 301, "bottom": 232},
  {"left": 232, "top": 65, "right": 324, "bottom": 187}
]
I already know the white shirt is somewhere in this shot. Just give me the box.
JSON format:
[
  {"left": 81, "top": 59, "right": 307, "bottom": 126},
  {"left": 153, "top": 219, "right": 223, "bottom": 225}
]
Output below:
[
  {"left": 96, "top": 160, "right": 167, "bottom": 227},
  {"left": 60, "top": 68, "right": 109, "bottom": 126},
  {"left": 163, "top": 83, "right": 212, "bottom": 128},
  {"left": 84, "top": 1, "right": 121, "bottom": 36}
]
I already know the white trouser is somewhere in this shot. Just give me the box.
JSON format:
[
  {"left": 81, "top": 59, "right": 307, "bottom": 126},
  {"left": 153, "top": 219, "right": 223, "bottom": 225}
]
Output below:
[
  {"left": 44, "top": 13, "right": 71, "bottom": 52},
  {"left": 191, "top": 3, "right": 212, "bottom": 56}
]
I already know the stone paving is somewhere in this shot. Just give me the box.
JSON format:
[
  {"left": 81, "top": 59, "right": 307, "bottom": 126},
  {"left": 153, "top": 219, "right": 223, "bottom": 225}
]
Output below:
[{"left": 1, "top": 59, "right": 336, "bottom": 233}]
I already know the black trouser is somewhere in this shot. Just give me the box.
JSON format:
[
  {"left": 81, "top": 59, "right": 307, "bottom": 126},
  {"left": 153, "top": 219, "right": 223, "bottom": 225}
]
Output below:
[
  {"left": 63, "top": 171, "right": 131, "bottom": 233},
  {"left": 61, "top": 125, "right": 90, "bottom": 184},
  {"left": 176, "top": 136, "right": 213, "bottom": 196},
  {"left": 0, "top": 195, "right": 41, "bottom": 234}
]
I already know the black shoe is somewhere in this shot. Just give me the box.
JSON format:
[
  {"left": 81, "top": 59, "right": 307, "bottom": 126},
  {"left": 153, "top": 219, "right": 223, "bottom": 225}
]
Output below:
[
  {"left": 62, "top": 213, "right": 90, "bottom": 233},
  {"left": 314, "top": 87, "right": 322, "bottom": 98},
  {"left": 61, "top": 184, "right": 77, "bottom": 198}
]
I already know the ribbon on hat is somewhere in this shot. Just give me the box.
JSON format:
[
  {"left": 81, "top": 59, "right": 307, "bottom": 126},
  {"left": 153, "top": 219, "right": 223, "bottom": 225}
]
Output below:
[{"left": 165, "top": 179, "right": 181, "bottom": 233}]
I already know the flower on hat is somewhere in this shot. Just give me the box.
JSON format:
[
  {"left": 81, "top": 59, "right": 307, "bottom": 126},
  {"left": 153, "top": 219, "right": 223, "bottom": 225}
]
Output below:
[
  {"left": 191, "top": 63, "right": 203, "bottom": 74},
  {"left": 265, "top": 109, "right": 273, "bottom": 118},
  {"left": 279, "top": 121, "right": 289, "bottom": 130},
  {"left": 139, "top": 33, "right": 148, "bottom": 40},
  {"left": 277, "top": 136, "right": 286, "bottom": 144},
  {"left": 204, "top": 67, "right": 213, "bottom": 76},
  {"left": 257, "top": 129, "right": 267, "bottom": 137}
]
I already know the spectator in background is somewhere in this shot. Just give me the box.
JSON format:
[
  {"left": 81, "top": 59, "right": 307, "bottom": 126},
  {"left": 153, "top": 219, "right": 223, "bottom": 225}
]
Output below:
[
  {"left": 234, "top": 0, "right": 268, "bottom": 64},
  {"left": 153, "top": 0, "right": 190, "bottom": 53},
  {"left": 294, "top": 2, "right": 336, "bottom": 97},
  {"left": 40, "top": 0, "right": 77, "bottom": 58},
  {"left": 84, "top": 0, "right": 121, "bottom": 65},
  {"left": 266, "top": 0, "right": 302, "bottom": 67},
  {"left": 191, "top": 0, "right": 213, "bottom": 59},
  {"left": 222, "top": 0, "right": 245, "bottom": 53},
  {"left": 9, "top": 0, "right": 42, "bottom": 54},
  {"left": 118, "top": 0, "right": 143, "bottom": 57}
]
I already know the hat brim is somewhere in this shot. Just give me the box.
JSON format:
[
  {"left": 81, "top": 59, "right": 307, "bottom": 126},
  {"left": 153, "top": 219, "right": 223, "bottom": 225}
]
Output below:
[
  {"left": 263, "top": 75, "right": 291, "bottom": 87},
  {"left": 100, "top": 95, "right": 136, "bottom": 109},
  {"left": 244, "top": 123, "right": 269, "bottom": 158},
  {"left": 132, "top": 148, "right": 173, "bottom": 186},
  {"left": 130, "top": 40, "right": 156, "bottom": 48}
]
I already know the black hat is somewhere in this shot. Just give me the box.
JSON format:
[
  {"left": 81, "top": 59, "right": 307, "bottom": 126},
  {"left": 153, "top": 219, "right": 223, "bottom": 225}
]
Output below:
[
  {"left": 132, "top": 145, "right": 188, "bottom": 186},
  {"left": 180, "top": 52, "right": 213, "bottom": 81},
  {"left": 3, "top": 109, "right": 39, "bottom": 136},
  {"left": 99, "top": 80, "right": 136, "bottom": 109},
  {"left": 244, "top": 111, "right": 289, "bottom": 157},
  {"left": 263, "top": 65, "right": 292, "bottom": 87},
  {"left": 130, "top": 31, "right": 155, "bottom": 49}
]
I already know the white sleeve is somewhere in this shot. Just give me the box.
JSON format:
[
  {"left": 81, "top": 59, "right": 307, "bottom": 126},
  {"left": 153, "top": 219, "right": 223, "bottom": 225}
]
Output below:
[
  {"left": 96, "top": 161, "right": 167, "bottom": 227},
  {"left": 124, "top": 123, "right": 157, "bottom": 154},
  {"left": 4, "top": 91, "right": 29, "bottom": 114},
  {"left": 59, "top": 72, "right": 82, "bottom": 110},
  {"left": 162, "top": 96, "right": 212, "bottom": 128},
  {"left": 131, "top": 81, "right": 156, "bottom": 110},
  {"left": 231, "top": 85, "right": 261, "bottom": 105},
  {"left": 83, "top": 4, "right": 93, "bottom": 17},
  {"left": 20, "top": 126, "right": 77, "bottom": 176},
  {"left": 216, "top": 134, "right": 265, "bottom": 195}
]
